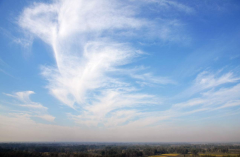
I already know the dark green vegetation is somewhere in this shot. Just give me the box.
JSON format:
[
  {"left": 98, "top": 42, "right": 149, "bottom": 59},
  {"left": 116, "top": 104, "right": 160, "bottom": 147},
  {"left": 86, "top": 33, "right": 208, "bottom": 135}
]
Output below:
[{"left": 0, "top": 143, "right": 240, "bottom": 157}]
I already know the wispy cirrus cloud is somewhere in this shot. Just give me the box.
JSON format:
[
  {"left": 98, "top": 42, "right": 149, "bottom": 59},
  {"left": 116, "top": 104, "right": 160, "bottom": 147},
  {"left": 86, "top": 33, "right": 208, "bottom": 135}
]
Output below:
[
  {"left": 194, "top": 71, "right": 240, "bottom": 89},
  {"left": 0, "top": 27, "right": 33, "bottom": 48},
  {"left": 165, "top": 73, "right": 240, "bottom": 124},
  {"left": 1, "top": 0, "right": 240, "bottom": 142},
  {"left": 17, "top": 0, "right": 192, "bottom": 127},
  {"left": 174, "top": 83, "right": 240, "bottom": 110},
  {"left": 5, "top": 91, "right": 47, "bottom": 110},
  {"left": 14, "top": 0, "right": 240, "bottom": 131},
  {"left": 16, "top": 0, "right": 240, "bottom": 130},
  {"left": 4, "top": 91, "right": 55, "bottom": 122},
  {"left": 131, "top": 72, "right": 176, "bottom": 87},
  {"left": 178, "top": 71, "right": 240, "bottom": 98},
  {"left": 125, "top": 71, "right": 240, "bottom": 126},
  {"left": 146, "top": 0, "right": 195, "bottom": 14}
]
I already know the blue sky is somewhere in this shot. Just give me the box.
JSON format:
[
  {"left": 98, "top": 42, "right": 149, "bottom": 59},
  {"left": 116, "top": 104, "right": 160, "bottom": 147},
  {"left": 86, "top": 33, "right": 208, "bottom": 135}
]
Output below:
[{"left": 0, "top": 0, "right": 240, "bottom": 142}]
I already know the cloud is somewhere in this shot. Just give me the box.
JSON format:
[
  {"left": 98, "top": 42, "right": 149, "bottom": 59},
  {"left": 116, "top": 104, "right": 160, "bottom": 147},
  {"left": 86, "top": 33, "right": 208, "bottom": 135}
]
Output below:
[
  {"left": 178, "top": 71, "right": 240, "bottom": 98},
  {"left": 0, "top": 27, "right": 33, "bottom": 48},
  {"left": 0, "top": 68, "right": 14, "bottom": 78},
  {"left": 68, "top": 90, "right": 158, "bottom": 127},
  {"left": 16, "top": 0, "right": 192, "bottom": 127},
  {"left": 5, "top": 91, "right": 35, "bottom": 102},
  {"left": 173, "top": 98, "right": 206, "bottom": 109},
  {"left": 135, "top": 71, "right": 240, "bottom": 126},
  {"left": 18, "top": 0, "right": 145, "bottom": 44},
  {"left": 146, "top": 0, "right": 195, "bottom": 14},
  {"left": 165, "top": 1, "right": 195, "bottom": 14},
  {"left": 1, "top": 0, "right": 240, "bottom": 142},
  {"left": 17, "top": 0, "right": 240, "bottom": 129},
  {"left": 40, "top": 41, "right": 142, "bottom": 108},
  {"left": 5, "top": 91, "right": 54, "bottom": 122},
  {"left": 214, "top": 100, "right": 240, "bottom": 110},
  {"left": 131, "top": 73, "right": 176, "bottom": 86},
  {"left": 5, "top": 91, "right": 47, "bottom": 110},
  {"left": 19, "top": 104, "right": 47, "bottom": 110},
  {"left": 169, "top": 82, "right": 240, "bottom": 122},
  {"left": 195, "top": 71, "right": 240, "bottom": 89},
  {"left": 15, "top": 0, "right": 240, "bottom": 130}
]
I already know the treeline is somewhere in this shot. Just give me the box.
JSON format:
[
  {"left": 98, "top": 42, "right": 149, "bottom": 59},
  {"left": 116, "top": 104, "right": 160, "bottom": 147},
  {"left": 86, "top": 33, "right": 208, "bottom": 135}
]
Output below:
[
  {"left": 0, "top": 143, "right": 102, "bottom": 153},
  {"left": 0, "top": 143, "right": 240, "bottom": 157}
]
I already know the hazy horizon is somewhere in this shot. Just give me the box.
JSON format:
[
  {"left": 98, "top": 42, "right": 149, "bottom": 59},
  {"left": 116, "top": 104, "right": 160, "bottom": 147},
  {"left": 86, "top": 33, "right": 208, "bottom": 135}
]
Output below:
[{"left": 0, "top": 0, "right": 240, "bottom": 142}]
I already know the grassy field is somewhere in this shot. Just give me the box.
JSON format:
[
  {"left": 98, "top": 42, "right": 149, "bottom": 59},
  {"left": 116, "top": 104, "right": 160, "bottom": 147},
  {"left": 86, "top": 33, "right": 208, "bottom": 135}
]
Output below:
[
  {"left": 199, "top": 154, "right": 240, "bottom": 157},
  {"left": 150, "top": 153, "right": 240, "bottom": 157},
  {"left": 149, "top": 154, "right": 179, "bottom": 157}
]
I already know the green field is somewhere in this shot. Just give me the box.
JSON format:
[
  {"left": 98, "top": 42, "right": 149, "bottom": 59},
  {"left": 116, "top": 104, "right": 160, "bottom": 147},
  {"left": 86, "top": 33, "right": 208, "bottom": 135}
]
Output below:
[{"left": 150, "top": 153, "right": 240, "bottom": 157}]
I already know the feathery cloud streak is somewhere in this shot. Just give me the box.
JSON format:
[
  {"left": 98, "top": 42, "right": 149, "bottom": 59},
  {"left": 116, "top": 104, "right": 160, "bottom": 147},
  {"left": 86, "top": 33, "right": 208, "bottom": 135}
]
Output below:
[{"left": 5, "top": 91, "right": 55, "bottom": 122}]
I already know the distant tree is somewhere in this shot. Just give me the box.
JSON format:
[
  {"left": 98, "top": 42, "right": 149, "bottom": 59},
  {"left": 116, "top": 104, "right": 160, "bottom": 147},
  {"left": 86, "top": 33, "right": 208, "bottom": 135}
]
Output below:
[
  {"left": 221, "top": 148, "right": 228, "bottom": 153},
  {"left": 181, "top": 149, "right": 189, "bottom": 157},
  {"left": 192, "top": 149, "right": 199, "bottom": 157},
  {"left": 101, "top": 150, "right": 105, "bottom": 156},
  {"left": 201, "top": 155, "right": 216, "bottom": 157},
  {"left": 168, "top": 147, "right": 175, "bottom": 153}
]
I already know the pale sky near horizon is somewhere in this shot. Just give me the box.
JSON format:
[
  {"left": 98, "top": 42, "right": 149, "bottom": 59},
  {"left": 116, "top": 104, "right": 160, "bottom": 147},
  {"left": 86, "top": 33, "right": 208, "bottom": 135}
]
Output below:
[{"left": 0, "top": 0, "right": 240, "bottom": 142}]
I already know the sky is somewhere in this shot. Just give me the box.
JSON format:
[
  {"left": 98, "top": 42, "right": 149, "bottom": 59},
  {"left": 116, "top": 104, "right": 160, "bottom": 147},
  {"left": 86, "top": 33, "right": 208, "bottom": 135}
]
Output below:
[{"left": 0, "top": 0, "right": 240, "bottom": 142}]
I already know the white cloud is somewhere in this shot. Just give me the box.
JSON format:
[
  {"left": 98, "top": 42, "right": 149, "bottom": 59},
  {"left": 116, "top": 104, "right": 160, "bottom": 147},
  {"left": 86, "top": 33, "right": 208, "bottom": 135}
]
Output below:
[
  {"left": 144, "top": 72, "right": 240, "bottom": 125},
  {"left": 214, "top": 100, "right": 240, "bottom": 110},
  {"left": 6, "top": 91, "right": 34, "bottom": 102},
  {"left": 169, "top": 83, "right": 240, "bottom": 122},
  {"left": 20, "top": 104, "right": 47, "bottom": 110},
  {"left": 16, "top": 0, "right": 240, "bottom": 129},
  {"left": 18, "top": 0, "right": 240, "bottom": 130},
  {"left": 69, "top": 89, "right": 158, "bottom": 127},
  {"left": 195, "top": 71, "right": 240, "bottom": 89},
  {"left": 178, "top": 71, "right": 240, "bottom": 98},
  {"left": 17, "top": 0, "right": 189, "bottom": 127},
  {"left": 173, "top": 98, "right": 206, "bottom": 108},
  {"left": 5, "top": 91, "right": 54, "bottom": 122},
  {"left": 131, "top": 72, "right": 176, "bottom": 86},
  {"left": 146, "top": 0, "right": 195, "bottom": 14},
  {"left": 0, "top": 27, "right": 33, "bottom": 49},
  {"left": 5, "top": 91, "right": 47, "bottom": 110},
  {"left": 40, "top": 41, "right": 140, "bottom": 108}
]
